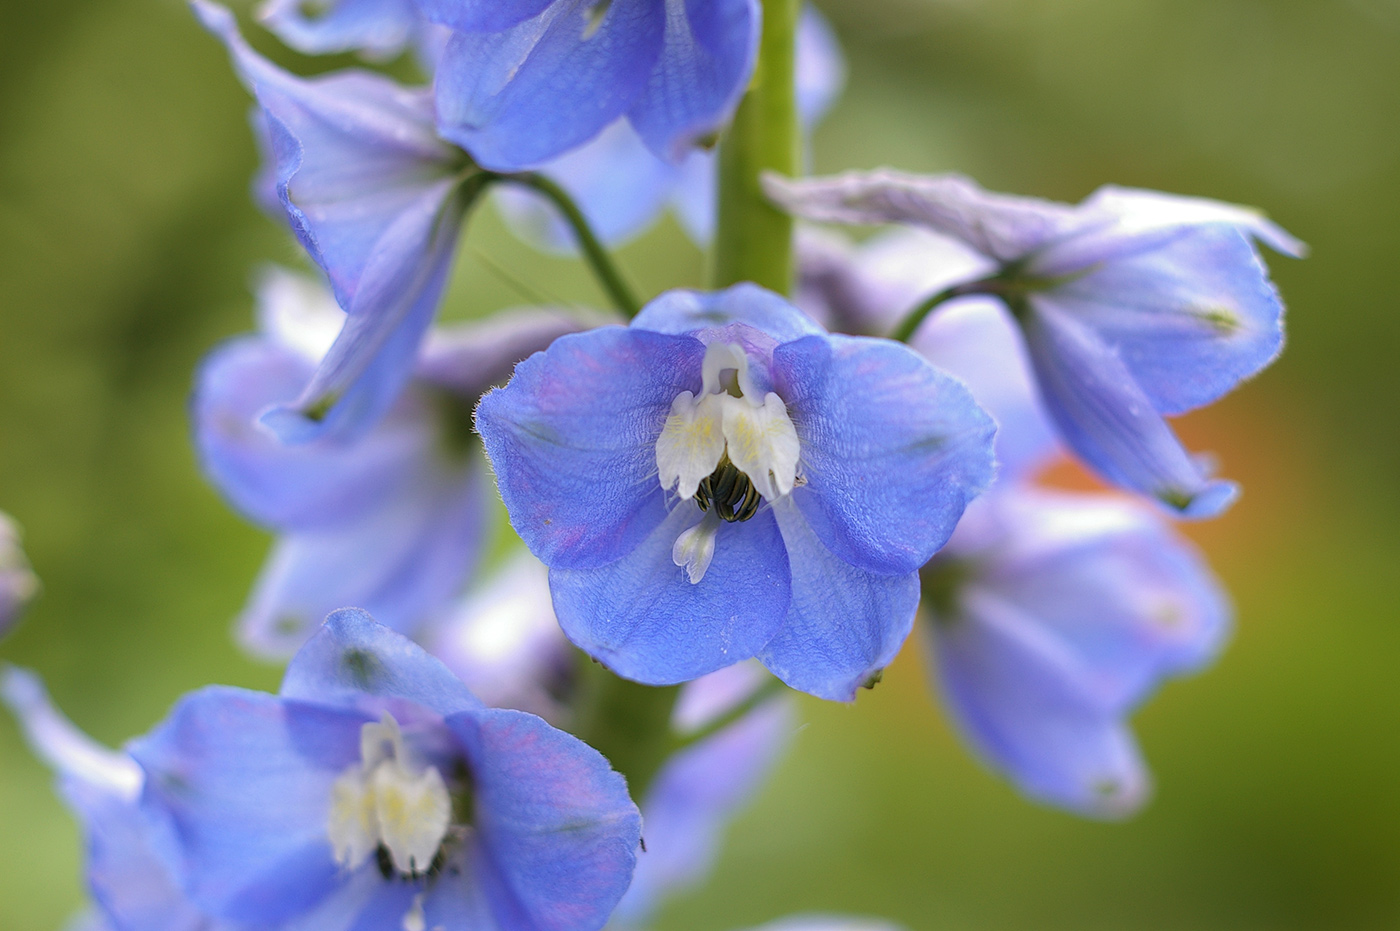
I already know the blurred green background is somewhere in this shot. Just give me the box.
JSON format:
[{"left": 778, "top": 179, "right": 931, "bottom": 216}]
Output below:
[{"left": 2, "top": 0, "right": 1398, "bottom": 928}]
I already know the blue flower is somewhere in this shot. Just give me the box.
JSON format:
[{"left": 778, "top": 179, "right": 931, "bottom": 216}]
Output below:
[
  {"left": 257, "top": 0, "right": 427, "bottom": 59},
  {"left": 476, "top": 284, "right": 997, "bottom": 700},
  {"left": 422, "top": 0, "right": 761, "bottom": 170},
  {"left": 768, "top": 171, "right": 1305, "bottom": 518},
  {"left": 194, "top": 0, "right": 475, "bottom": 443},
  {"left": 494, "top": 5, "right": 846, "bottom": 250},
  {"left": 1, "top": 666, "right": 233, "bottom": 931},
  {"left": 422, "top": 557, "right": 794, "bottom": 927},
  {"left": 921, "top": 486, "right": 1230, "bottom": 817},
  {"left": 0, "top": 512, "right": 38, "bottom": 638},
  {"left": 195, "top": 268, "right": 578, "bottom": 659},
  {"left": 125, "top": 609, "right": 641, "bottom": 930}
]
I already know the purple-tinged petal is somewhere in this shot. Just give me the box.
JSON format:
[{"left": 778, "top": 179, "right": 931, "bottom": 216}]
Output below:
[
  {"left": 415, "top": 0, "right": 555, "bottom": 32},
  {"left": 475, "top": 326, "right": 705, "bottom": 570},
  {"left": 764, "top": 170, "right": 1083, "bottom": 263},
  {"left": 773, "top": 333, "right": 996, "bottom": 575},
  {"left": 447, "top": 707, "right": 641, "bottom": 931},
  {"left": 1077, "top": 185, "right": 1306, "bottom": 259},
  {"left": 1020, "top": 302, "right": 1238, "bottom": 518},
  {"left": 415, "top": 306, "right": 586, "bottom": 395},
  {"left": 192, "top": 1, "right": 465, "bottom": 441},
  {"left": 627, "top": 0, "right": 760, "bottom": 161},
  {"left": 129, "top": 687, "right": 368, "bottom": 924},
  {"left": 1035, "top": 226, "right": 1285, "bottom": 416},
  {"left": 795, "top": 4, "right": 845, "bottom": 128},
  {"left": 0, "top": 514, "right": 39, "bottom": 638},
  {"left": 236, "top": 457, "right": 487, "bottom": 658},
  {"left": 634, "top": 284, "right": 824, "bottom": 344},
  {"left": 550, "top": 501, "right": 791, "bottom": 684},
  {"left": 927, "top": 592, "right": 1150, "bottom": 818},
  {"left": 275, "top": 866, "right": 414, "bottom": 931},
  {"left": 671, "top": 660, "right": 769, "bottom": 732},
  {"left": 668, "top": 147, "right": 719, "bottom": 243},
  {"left": 258, "top": 0, "right": 420, "bottom": 59},
  {"left": 759, "top": 499, "right": 919, "bottom": 701},
  {"left": 613, "top": 696, "right": 793, "bottom": 927},
  {"left": 281, "top": 608, "right": 483, "bottom": 717},
  {"left": 433, "top": 0, "right": 665, "bottom": 170}
]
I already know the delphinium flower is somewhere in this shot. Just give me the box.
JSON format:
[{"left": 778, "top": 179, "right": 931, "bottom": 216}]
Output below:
[
  {"left": 421, "top": 0, "right": 761, "bottom": 170},
  {"left": 0, "top": 512, "right": 39, "bottom": 637},
  {"left": 194, "top": 0, "right": 482, "bottom": 442},
  {"left": 1, "top": 666, "right": 231, "bottom": 931},
  {"left": 476, "top": 283, "right": 997, "bottom": 699},
  {"left": 113, "top": 609, "right": 639, "bottom": 931},
  {"left": 494, "top": 5, "right": 846, "bottom": 250},
  {"left": 767, "top": 171, "right": 1305, "bottom": 517},
  {"left": 421, "top": 553, "right": 796, "bottom": 925},
  {"left": 194, "top": 267, "right": 578, "bottom": 658}
]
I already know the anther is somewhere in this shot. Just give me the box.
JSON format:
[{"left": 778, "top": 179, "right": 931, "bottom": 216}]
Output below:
[{"left": 695, "top": 456, "right": 761, "bottom": 522}]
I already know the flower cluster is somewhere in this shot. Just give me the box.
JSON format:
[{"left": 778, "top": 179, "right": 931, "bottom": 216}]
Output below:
[{"left": 5, "top": 0, "right": 1300, "bottom": 927}]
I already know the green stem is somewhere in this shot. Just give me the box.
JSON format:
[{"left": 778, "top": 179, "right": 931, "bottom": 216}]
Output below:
[
  {"left": 668, "top": 675, "right": 788, "bottom": 755},
  {"left": 571, "top": 655, "right": 682, "bottom": 799},
  {"left": 711, "top": 0, "right": 801, "bottom": 294},
  {"left": 492, "top": 172, "right": 643, "bottom": 318},
  {"left": 888, "top": 282, "right": 980, "bottom": 343}
]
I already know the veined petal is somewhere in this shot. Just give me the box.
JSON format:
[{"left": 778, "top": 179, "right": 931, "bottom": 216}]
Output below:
[
  {"left": 1036, "top": 225, "right": 1286, "bottom": 415},
  {"left": 1078, "top": 185, "right": 1306, "bottom": 259},
  {"left": 760, "top": 498, "right": 920, "bottom": 701},
  {"left": 475, "top": 326, "right": 706, "bottom": 569},
  {"left": 281, "top": 609, "right": 483, "bottom": 717},
  {"left": 627, "top": 0, "right": 760, "bottom": 161},
  {"left": 720, "top": 392, "right": 800, "bottom": 501},
  {"left": 414, "top": 306, "right": 585, "bottom": 397},
  {"left": 656, "top": 391, "right": 727, "bottom": 500},
  {"left": 236, "top": 457, "right": 487, "bottom": 659},
  {"left": 773, "top": 334, "right": 997, "bottom": 575},
  {"left": 447, "top": 707, "right": 641, "bottom": 931},
  {"left": 927, "top": 590, "right": 1150, "bottom": 818},
  {"left": 633, "top": 284, "right": 824, "bottom": 345},
  {"left": 433, "top": 0, "right": 665, "bottom": 170},
  {"left": 1020, "top": 302, "right": 1238, "bottom": 518},
  {"left": 259, "top": 0, "right": 420, "bottom": 58},
  {"left": 416, "top": 0, "right": 555, "bottom": 32},
  {"left": 129, "top": 688, "right": 369, "bottom": 924},
  {"left": 550, "top": 500, "right": 790, "bottom": 684}
]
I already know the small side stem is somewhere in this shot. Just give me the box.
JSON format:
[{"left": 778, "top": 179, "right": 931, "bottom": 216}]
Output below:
[
  {"left": 491, "top": 172, "right": 643, "bottom": 318},
  {"left": 668, "top": 675, "right": 788, "bottom": 755},
  {"left": 711, "top": 0, "right": 801, "bottom": 293}
]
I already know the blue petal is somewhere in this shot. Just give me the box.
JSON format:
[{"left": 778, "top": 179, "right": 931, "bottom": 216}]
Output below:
[
  {"left": 237, "top": 457, "right": 487, "bottom": 658},
  {"left": 627, "top": 0, "right": 759, "bottom": 160},
  {"left": 927, "top": 595, "right": 1150, "bottom": 818},
  {"left": 1020, "top": 302, "right": 1239, "bottom": 518},
  {"left": 416, "top": 0, "right": 555, "bottom": 32},
  {"left": 633, "top": 284, "right": 824, "bottom": 344},
  {"left": 795, "top": 4, "right": 846, "bottom": 128},
  {"left": 969, "top": 489, "right": 1230, "bottom": 710},
  {"left": 550, "top": 500, "right": 791, "bottom": 684},
  {"left": 759, "top": 499, "right": 919, "bottom": 701},
  {"left": 193, "top": 335, "right": 430, "bottom": 529},
  {"left": 613, "top": 697, "right": 792, "bottom": 927},
  {"left": 475, "top": 326, "right": 705, "bottom": 570},
  {"left": 258, "top": 0, "right": 420, "bottom": 58},
  {"left": 773, "top": 333, "right": 997, "bottom": 575},
  {"left": 433, "top": 0, "right": 665, "bottom": 170},
  {"left": 128, "top": 687, "right": 368, "bottom": 924},
  {"left": 277, "top": 866, "right": 416, "bottom": 931},
  {"left": 281, "top": 608, "right": 484, "bottom": 717},
  {"left": 1037, "top": 225, "right": 1285, "bottom": 416},
  {"left": 192, "top": 1, "right": 464, "bottom": 441},
  {"left": 447, "top": 707, "right": 641, "bottom": 930}
]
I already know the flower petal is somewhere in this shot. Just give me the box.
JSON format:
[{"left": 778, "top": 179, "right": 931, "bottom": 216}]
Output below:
[
  {"left": 433, "top": 0, "right": 665, "bottom": 170},
  {"left": 928, "top": 589, "right": 1151, "bottom": 818},
  {"left": 416, "top": 0, "right": 555, "bottom": 32},
  {"left": 627, "top": 0, "right": 760, "bottom": 161},
  {"left": 1020, "top": 302, "right": 1238, "bottom": 518},
  {"left": 475, "top": 326, "right": 705, "bottom": 570},
  {"left": 281, "top": 608, "right": 483, "bottom": 717},
  {"left": 1036, "top": 225, "right": 1286, "bottom": 415},
  {"left": 759, "top": 498, "right": 919, "bottom": 701},
  {"left": 633, "top": 284, "right": 824, "bottom": 344},
  {"left": 1078, "top": 185, "right": 1306, "bottom": 259},
  {"left": 447, "top": 707, "right": 641, "bottom": 931},
  {"left": 129, "top": 687, "right": 368, "bottom": 924},
  {"left": 550, "top": 500, "right": 790, "bottom": 684},
  {"left": 259, "top": 0, "right": 421, "bottom": 58},
  {"left": 773, "top": 333, "right": 996, "bottom": 575}
]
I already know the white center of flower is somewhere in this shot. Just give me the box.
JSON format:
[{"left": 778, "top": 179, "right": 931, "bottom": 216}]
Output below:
[
  {"left": 655, "top": 342, "right": 800, "bottom": 584},
  {"left": 327, "top": 714, "right": 452, "bottom": 877}
]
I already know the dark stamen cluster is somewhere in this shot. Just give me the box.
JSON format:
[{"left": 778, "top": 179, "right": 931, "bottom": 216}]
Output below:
[{"left": 696, "top": 456, "right": 761, "bottom": 522}]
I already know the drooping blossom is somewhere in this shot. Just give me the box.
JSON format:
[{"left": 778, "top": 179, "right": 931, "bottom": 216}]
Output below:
[{"left": 476, "top": 284, "right": 996, "bottom": 699}]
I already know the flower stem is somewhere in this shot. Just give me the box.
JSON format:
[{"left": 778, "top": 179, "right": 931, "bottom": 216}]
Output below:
[
  {"left": 493, "top": 172, "right": 643, "bottom": 318},
  {"left": 711, "top": 0, "right": 801, "bottom": 295}
]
